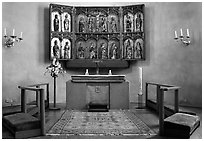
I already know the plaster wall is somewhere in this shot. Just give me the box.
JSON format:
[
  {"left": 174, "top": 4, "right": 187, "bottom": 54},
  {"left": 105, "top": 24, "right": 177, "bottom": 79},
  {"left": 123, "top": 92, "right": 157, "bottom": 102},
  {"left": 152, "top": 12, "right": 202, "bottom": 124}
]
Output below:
[{"left": 2, "top": 2, "right": 202, "bottom": 107}]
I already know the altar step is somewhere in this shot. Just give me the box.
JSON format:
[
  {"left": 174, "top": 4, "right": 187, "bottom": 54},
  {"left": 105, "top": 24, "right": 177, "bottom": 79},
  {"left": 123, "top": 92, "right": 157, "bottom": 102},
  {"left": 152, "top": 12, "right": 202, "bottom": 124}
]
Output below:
[{"left": 88, "top": 104, "right": 109, "bottom": 112}]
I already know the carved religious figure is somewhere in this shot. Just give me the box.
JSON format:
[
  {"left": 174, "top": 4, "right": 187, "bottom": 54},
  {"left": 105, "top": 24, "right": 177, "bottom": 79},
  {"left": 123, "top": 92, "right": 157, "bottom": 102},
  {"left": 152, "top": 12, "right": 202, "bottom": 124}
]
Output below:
[
  {"left": 53, "top": 14, "right": 60, "bottom": 32},
  {"left": 89, "top": 42, "right": 97, "bottom": 59},
  {"left": 99, "top": 17, "right": 107, "bottom": 32},
  {"left": 79, "top": 17, "right": 85, "bottom": 32},
  {"left": 110, "top": 17, "right": 117, "bottom": 33},
  {"left": 77, "top": 42, "right": 85, "bottom": 59},
  {"left": 134, "top": 40, "right": 143, "bottom": 59},
  {"left": 135, "top": 13, "right": 142, "bottom": 32},
  {"left": 111, "top": 43, "right": 118, "bottom": 59},
  {"left": 125, "top": 14, "right": 132, "bottom": 32},
  {"left": 64, "top": 41, "right": 71, "bottom": 59},
  {"left": 63, "top": 14, "right": 70, "bottom": 31},
  {"left": 125, "top": 39, "right": 133, "bottom": 59},
  {"left": 88, "top": 16, "right": 95, "bottom": 32},
  {"left": 101, "top": 43, "right": 108, "bottom": 59},
  {"left": 53, "top": 40, "right": 60, "bottom": 59}
]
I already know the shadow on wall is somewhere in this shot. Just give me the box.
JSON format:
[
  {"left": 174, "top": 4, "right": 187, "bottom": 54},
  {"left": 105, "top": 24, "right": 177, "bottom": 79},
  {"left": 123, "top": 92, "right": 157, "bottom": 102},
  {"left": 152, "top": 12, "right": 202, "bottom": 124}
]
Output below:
[
  {"left": 141, "top": 5, "right": 155, "bottom": 68},
  {"left": 43, "top": 7, "right": 50, "bottom": 63},
  {"left": 37, "top": 6, "right": 50, "bottom": 64}
]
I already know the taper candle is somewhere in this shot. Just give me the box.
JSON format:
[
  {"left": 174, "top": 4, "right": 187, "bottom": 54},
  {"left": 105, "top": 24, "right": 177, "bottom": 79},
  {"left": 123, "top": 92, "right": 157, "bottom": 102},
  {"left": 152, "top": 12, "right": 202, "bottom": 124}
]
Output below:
[
  {"left": 180, "top": 28, "right": 183, "bottom": 36},
  {"left": 139, "top": 67, "right": 143, "bottom": 95},
  {"left": 12, "top": 29, "right": 15, "bottom": 36},
  {"left": 4, "top": 28, "right": 6, "bottom": 35},
  {"left": 20, "top": 32, "right": 23, "bottom": 38},
  {"left": 174, "top": 31, "right": 178, "bottom": 38},
  {"left": 187, "top": 29, "right": 190, "bottom": 37}
]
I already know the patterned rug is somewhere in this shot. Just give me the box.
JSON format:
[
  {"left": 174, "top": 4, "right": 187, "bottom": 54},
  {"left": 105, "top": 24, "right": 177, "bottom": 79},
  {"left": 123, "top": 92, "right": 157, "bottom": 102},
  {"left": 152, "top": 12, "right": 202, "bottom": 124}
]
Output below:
[{"left": 47, "top": 110, "right": 156, "bottom": 136}]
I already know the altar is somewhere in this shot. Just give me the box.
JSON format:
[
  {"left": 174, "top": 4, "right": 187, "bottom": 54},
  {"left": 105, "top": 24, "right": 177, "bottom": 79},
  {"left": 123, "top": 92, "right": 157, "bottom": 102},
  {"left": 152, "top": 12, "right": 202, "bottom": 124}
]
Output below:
[{"left": 66, "top": 75, "right": 129, "bottom": 110}]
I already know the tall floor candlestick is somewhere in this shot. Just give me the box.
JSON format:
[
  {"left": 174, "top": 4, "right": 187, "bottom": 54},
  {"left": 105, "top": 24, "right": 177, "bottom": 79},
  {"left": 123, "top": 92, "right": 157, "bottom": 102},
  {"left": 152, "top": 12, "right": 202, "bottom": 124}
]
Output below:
[
  {"left": 137, "top": 67, "right": 145, "bottom": 109},
  {"left": 49, "top": 76, "right": 60, "bottom": 110},
  {"left": 139, "top": 67, "right": 143, "bottom": 95}
]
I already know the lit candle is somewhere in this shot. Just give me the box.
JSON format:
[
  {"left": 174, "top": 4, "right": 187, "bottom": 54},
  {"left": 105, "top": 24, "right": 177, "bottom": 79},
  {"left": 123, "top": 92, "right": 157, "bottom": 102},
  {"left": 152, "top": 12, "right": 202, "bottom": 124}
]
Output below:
[
  {"left": 180, "top": 28, "right": 183, "bottom": 36},
  {"left": 4, "top": 28, "right": 6, "bottom": 35},
  {"left": 174, "top": 31, "right": 178, "bottom": 38},
  {"left": 12, "top": 29, "right": 15, "bottom": 36},
  {"left": 20, "top": 32, "right": 23, "bottom": 38},
  {"left": 139, "top": 67, "right": 143, "bottom": 95},
  {"left": 187, "top": 29, "right": 190, "bottom": 37}
]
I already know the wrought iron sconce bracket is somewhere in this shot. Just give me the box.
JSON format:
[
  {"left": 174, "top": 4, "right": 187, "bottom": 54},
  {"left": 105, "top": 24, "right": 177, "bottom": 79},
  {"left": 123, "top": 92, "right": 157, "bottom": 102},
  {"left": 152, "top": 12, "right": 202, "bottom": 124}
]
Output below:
[
  {"left": 4, "top": 35, "right": 23, "bottom": 47},
  {"left": 174, "top": 28, "right": 191, "bottom": 46}
]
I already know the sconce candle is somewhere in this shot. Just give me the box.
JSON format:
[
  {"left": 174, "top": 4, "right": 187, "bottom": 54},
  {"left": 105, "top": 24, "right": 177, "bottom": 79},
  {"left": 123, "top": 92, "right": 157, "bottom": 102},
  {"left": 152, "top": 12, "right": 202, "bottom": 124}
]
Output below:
[
  {"left": 187, "top": 29, "right": 190, "bottom": 37},
  {"left": 139, "top": 67, "right": 143, "bottom": 95},
  {"left": 174, "top": 31, "right": 178, "bottom": 39},
  {"left": 20, "top": 32, "right": 23, "bottom": 38},
  {"left": 180, "top": 28, "right": 183, "bottom": 37},
  {"left": 4, "top": 28, "right": 6, "bottom": 36},
  {"left": 12, "top": 29, "right": 15, "bottom": 36}
]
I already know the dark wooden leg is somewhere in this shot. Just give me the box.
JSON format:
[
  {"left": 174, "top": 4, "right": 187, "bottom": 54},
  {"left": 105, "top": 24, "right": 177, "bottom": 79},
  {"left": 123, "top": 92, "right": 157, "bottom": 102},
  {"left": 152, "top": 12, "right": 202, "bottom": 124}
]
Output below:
[
  {"left": 50, "top": 76, "right": 60, "bottom": 110},
  {"left": 159, "top": 89, "right": 164, "bottom": 136},
  {"left": 47, "top": 84, "right": 49, "bottom": 109},
  {"left": 54, "top": 76, "right": 56, "bottom": 108},
  {"left": 40, "top": 89, "right": 45, "bottom": 135},
  {"left": 156, "top": 85, "right": 161, "bottom": 113},
  {"left": 145, "top": 83, "right": 148, "bottom": 107},
  {"left": 174, "top": 89, "right": 179, "bottom": 113},
  {"left": 36, "top": 86, "right": 40, "bottom": 111},
  {"left": 21, "top": 89, "right": 26, "bottom": 113}
]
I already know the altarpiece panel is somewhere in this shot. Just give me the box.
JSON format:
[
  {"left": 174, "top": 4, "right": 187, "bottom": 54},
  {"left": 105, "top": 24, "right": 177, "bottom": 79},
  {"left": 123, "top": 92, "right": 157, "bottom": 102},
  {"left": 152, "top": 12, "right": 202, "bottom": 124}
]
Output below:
[{"left": 49, "top": 4, "right": 145, "bottom": 67}]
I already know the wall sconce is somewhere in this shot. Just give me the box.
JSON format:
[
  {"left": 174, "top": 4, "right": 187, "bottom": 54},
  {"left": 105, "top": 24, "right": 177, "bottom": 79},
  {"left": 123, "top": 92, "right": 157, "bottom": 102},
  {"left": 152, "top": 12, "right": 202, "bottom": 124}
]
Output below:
[
  {"left": 3, "top": 28, "right": 23, "bottom": 47},
  {"left": 174, "top": 28, "right": 190, "bottom": 46}
]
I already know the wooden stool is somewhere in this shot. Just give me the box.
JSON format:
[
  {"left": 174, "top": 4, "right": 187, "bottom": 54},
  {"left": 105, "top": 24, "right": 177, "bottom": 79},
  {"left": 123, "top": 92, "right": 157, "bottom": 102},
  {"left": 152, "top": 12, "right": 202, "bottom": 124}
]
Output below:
[
  {"left": 164, "top": 112, "right": 200, "bottom": 138},
  {"left": 3, "top": 113, "right": 42, "bottom": 138}
]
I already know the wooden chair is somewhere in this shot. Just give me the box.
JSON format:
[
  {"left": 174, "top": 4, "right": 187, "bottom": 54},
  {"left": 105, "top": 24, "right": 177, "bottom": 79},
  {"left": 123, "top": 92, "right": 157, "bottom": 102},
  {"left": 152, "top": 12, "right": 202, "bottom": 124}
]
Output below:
[
  {"left": 2, "top": 85, "right": 46, "bottom": 138},
  {"left": 146, "top": 82, "right": 200, "bottom": 138},
  {"left": 146, "top": 82, "right": 179, "bottom": 116},
  {"left": 27, "top": 83, "right": 50, "bottom": 110},
  {"left": 158, "top": 86, "right": 200, "bottom": 138}
]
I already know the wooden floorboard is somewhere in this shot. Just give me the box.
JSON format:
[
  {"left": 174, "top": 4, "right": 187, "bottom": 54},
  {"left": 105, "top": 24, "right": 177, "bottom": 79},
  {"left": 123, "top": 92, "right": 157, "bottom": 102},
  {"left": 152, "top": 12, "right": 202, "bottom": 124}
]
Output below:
[{"left": 2, "top": 103, "right": 202, "bottom": 139}]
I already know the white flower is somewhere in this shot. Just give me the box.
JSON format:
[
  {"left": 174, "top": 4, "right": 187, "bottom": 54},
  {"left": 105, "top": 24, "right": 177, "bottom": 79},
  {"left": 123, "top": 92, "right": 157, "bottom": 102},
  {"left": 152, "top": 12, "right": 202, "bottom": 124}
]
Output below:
[{"left": 45, "top": 58, "right": 65, "bottom": 77}]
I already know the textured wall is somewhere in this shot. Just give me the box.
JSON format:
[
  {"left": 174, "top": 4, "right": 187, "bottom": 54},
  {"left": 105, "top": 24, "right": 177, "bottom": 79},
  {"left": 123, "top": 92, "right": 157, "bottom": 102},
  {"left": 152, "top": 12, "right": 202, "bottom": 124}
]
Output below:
[
  {"left": 2, "top": 2, "right": 202, "bottom": 107},
  {"left": 142, "top": 2, "right": 202, "bottom": 107}
]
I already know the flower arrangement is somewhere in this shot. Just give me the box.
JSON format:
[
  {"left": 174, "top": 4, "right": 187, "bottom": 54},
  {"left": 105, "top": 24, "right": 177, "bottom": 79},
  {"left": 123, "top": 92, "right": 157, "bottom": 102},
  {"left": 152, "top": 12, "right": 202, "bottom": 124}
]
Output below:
[{"left": 45, "top": 58, "right": 65, "bottom": 77}]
